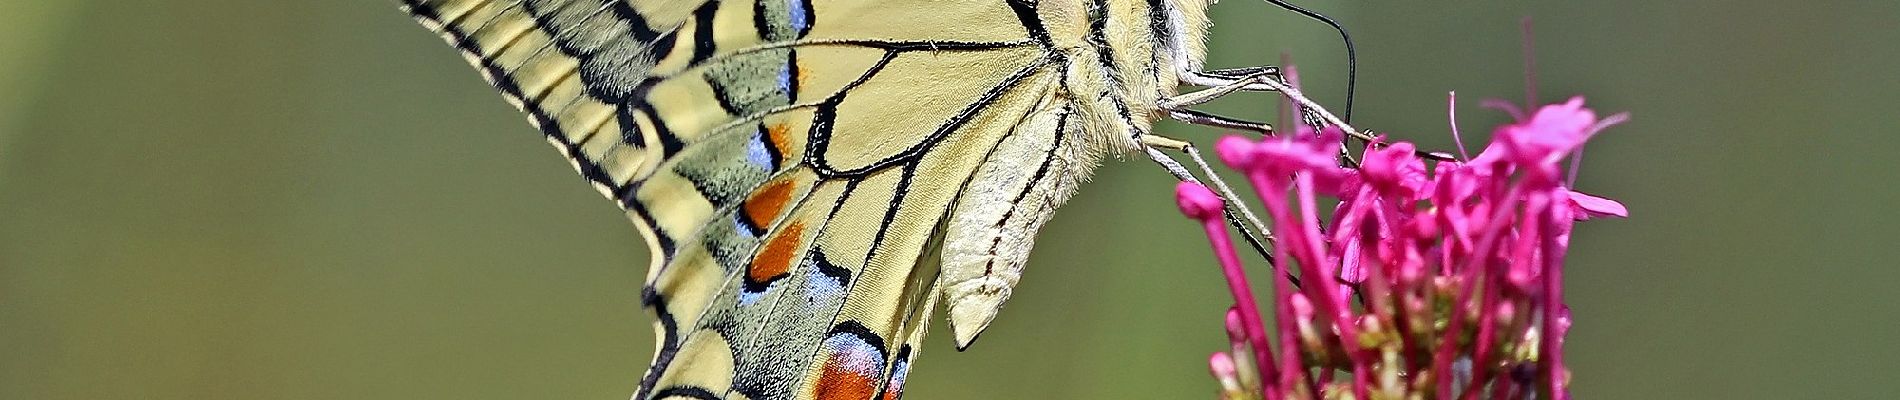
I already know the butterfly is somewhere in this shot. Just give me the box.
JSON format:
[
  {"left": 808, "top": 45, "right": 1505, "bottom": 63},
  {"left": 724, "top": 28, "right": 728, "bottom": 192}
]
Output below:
[{"left": 398, "top": 0, "right": 1309, "bottom": 399}]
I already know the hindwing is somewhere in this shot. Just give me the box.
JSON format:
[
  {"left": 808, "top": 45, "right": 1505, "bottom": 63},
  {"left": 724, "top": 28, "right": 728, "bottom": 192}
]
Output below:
[{"left": 400, "top": 1, "right": 1100, "bottom": 399}]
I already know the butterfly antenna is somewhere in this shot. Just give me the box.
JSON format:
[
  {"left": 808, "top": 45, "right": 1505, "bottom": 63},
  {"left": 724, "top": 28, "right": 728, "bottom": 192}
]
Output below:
[{"left": 1260, "top": 0, "right": 1356, "bottom": 122}]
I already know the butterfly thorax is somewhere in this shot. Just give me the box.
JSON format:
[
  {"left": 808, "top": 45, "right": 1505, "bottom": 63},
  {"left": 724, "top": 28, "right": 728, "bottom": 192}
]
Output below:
[{"left": 1034, "top": 0, "right": 1215, "bottom": 159}]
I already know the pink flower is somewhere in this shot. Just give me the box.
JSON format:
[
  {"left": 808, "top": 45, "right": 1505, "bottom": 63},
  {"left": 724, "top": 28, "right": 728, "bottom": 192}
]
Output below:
[{"left": 1180, "top": 96, "right": 1626, "bottom": 399}]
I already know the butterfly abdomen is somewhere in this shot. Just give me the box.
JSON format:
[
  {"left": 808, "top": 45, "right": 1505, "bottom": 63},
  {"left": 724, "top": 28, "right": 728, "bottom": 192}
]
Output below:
[{"left": 932, "top": 0, "right": 1216, "bottom": 349}]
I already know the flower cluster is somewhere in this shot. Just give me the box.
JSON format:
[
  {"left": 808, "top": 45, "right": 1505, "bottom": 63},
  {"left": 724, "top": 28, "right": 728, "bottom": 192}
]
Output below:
[{"left": 1181, "top": 97, "right": 1627, "bottom": 400}]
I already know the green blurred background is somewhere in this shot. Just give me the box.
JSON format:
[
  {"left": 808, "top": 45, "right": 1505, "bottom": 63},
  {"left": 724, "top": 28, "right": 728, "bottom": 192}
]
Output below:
[{"left": 4, "top": 1, "right": 1895, "bottom": 399}]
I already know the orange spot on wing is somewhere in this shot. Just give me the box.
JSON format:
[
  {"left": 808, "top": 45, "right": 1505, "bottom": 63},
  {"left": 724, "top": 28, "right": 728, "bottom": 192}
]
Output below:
[
  {"left": 748, "top": 221, "right": 804, "bottom": 284},
  {"left": 797, "top": 65, "right": 813, "bottom": 92},
  {"left": 766, "top": 122, "right": 795, "bottom": 158},
  {"left": 744, "top": 179, "right": 796, "bottom": 228},
  {"left": 814, "top": 355, "right": 879, "bottom": 400}
]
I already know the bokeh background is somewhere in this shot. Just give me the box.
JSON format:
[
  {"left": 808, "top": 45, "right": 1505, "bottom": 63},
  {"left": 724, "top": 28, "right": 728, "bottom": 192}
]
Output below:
[{"left": 4, "top": 1, "right": 1895, "bottom": 399}]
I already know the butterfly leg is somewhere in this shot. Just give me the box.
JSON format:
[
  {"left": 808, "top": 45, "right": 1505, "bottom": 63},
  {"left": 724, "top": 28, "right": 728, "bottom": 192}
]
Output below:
[
  {"left": 1138, "top": 136, "right": 1267, "bottom": 243},
  {"left": 1140, "top": 137, "right": 1284, "bottom": 273},
  {"left": 1164, "top": 67, "right": 1342, "bottom": 135},
  {"left": 1175, "top": 66, "right": 1358, "bottom": 133},
  {"left": 1165, "top": 70, "right": 1281, "bottom": 109},
  {"left": 1175, "top": 67, "right": 1398, "bottom": 169},
  {"left": 1165, "top": 108, "right": 1274, "bottom": 134},
  {"left": 1159, "top": 69, "right": 1290, "bottom": 135},
  {"left": 1203, "top": 66, "right": 1283, "bottom": 78},
  {"left": 1178, "top": 66, "right": 1282, "bottom": 89},
  {"left": 1142, "top": 72, "right": 1283, "bottom": 248}
]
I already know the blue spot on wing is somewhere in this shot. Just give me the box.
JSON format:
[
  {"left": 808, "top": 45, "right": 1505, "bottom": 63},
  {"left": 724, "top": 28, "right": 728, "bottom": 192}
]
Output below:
[
  {"left": 739, "top": 290, "right": 765, "bottom": 306},
  {"left": 746, "top": 130, "right": 775, "bottom": 169},
  {"left": 884, "top": 351, "right": 911, "bottom": 398},
  {"left": 822, "top": 331, "right": 884, "bottom": 373},
  {"left": 805, "top": 269, "right": 844, "bottom": 302},
  {"left": 787, "top": 0, "right": 810, "bottom": 35},
  {"left": 777, "top": 59, "right": 795, "bottom": 97},
  {"left": 735, "top": 217, "right": 755, "bottom": 238}
]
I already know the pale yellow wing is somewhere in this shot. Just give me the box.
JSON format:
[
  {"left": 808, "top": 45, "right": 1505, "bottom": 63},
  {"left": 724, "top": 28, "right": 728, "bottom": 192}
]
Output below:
[{"left": 398, "top": 1, "right": 1089, "bottom": 399}]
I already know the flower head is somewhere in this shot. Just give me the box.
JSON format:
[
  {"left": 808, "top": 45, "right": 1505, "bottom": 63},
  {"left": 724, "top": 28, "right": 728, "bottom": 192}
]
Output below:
[{"left": 1181, "top": 96, "right": 1626, "bottom": 400}]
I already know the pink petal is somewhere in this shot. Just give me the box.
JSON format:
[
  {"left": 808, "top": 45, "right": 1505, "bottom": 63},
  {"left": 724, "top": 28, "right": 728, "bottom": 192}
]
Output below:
[
  {"left": 1527, "top": 97, "right": 1597, "bottom": 140},
  {"left": 1175, "top": 182, "right": 1226, "bottom": 221},
  {"left": 1215, "top": 136, "right": 1259, "bottom": 170},
  {"left": 1338, "top": 237, "right": 1366, "bottom": 283},
  {"left": 1567, "top": 190, "right": 1628, "bottom": 220},
  {"left": 1360, "top": 142, "right": 1428, "bottom": 199},
  {"left": 1208, "top": 352, "right": 1239, "bottom": 381},
  {"left": 1255, "top": 137, "right": 1337, "bottom": 174},
  {"left": 1496, "top": 96, "right": 1602, "bottom": 167}
]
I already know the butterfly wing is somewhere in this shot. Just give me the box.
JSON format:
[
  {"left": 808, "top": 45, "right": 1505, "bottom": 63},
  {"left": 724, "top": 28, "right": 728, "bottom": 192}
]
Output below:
[{"left": 399, "top": 1, "right": 1090, "bottom": 399}]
